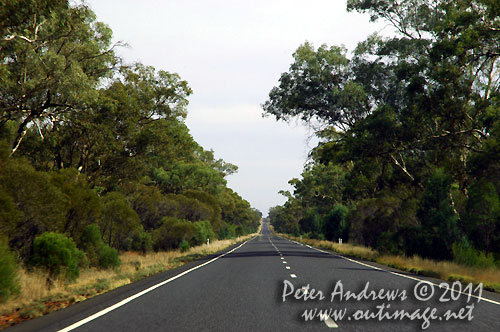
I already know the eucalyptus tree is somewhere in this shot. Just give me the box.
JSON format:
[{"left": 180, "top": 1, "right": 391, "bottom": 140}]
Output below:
[{"left": 0, "top": 1, "right": 119, "bottom": 155}]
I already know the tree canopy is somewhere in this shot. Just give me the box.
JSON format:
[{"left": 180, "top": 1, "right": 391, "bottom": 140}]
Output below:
[
  {"left": 0, "top": 1, "right": 261, "bottom": 273},
  {"left": 265, "top": 0, "right": 500, "bottom": 263}
]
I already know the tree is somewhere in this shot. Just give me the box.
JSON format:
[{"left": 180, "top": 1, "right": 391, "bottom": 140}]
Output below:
[
  {"left": 0, "top": 1, "right": 118, "bottom": 155},
  {"left": 416, "top": 169, "right": 461, "bottom": 259},
  {"left": 31, "top": 232, "right": 85, "bottom": 282},
  {"left": 99, "top": 192, "right": 142, "bottom": 250},
  {"left": 262, "top": 42, "right": 368, "bottom": 132},
  {"left": 464, "top": 179, "right": 500, "bottom": 252}
]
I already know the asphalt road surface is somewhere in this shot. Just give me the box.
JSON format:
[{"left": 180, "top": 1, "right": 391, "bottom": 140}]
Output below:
[{"left": 10, "top": 221, "right": 500, "bottom": 331}]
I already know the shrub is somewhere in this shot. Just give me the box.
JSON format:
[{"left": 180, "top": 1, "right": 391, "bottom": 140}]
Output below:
[
  {"left": 452, "top": 241, "right": 496, "bottom": 268},
  {"left": 131, "top": 230, "right": 153, "bottom": 253},
  {"left": 324, "top": 204, "right": 349, "bottom": 242},
  {"left": 416, "top": 169, "right": 460, "bottom": 260},
  {"left": 192, "top": 220, "right": 216, "bottom": 245},
  {"left": 99, "top": 192, "right": 142, "bottom": 250},
  {"left": 217, "top": 222, "right": 237, "bottom": 239},
  {"left": 79, "top": 224, "right": 120, "bottom": 269},
  {"left": 0, "top": 240, "right": 20, "bottom": 302},
  {"left": 98, "top": 245, "right": 120, "bottom": 269},
  {"left": 152, "top": 217, "right": 196, "bottom": 251},
  {"left": 31, "top": 232, "right": 85, "bottom": 281},
  {"left": 179, "top": 240, "right": 190, "bottom": 253}
]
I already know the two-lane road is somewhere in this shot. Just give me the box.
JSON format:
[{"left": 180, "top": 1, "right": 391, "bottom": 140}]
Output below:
[{"left": 10, "top": 221, "right": 500, "bottom": 331}]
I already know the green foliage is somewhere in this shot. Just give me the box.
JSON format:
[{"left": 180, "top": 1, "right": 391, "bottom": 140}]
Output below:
[
  {"left": 0, "top": 185, "right": 22, "bottom": 238},
  {"left": 97, "top": 245, "right": 120, "bottom": 269},
  {"left": 165, "top": 194, "right": 213, "bottom": 222},
  {"left": 192, "top": 221, "right": 216, "bottom": 245},
  {"left": 152, "top": 217, "right": 196, "bottom": 251},
  {"left": 0, "top": 158, "right": 67, "bottom": 256},
  {"left": 299, "top": 210, "right": 323, "bottom": 237},
  {"left": 0, "top": 0, "right": 287, "bottom": 271},
  {"left": 79, "top": 224, "right": 120, "bottom": 269},
  {"left": 1, "top": 1, "right": 117, "bottom": 155},
  {"left": 99, "top": 192, "right": 142, "bottom": 250},
  {"left": 0, "top": 240, "right": 20, "bottom": 302},
  {"left": 265, "top": 0, "right": 500, "bottom": 264},
  {"left": 452, "top": 241, "right": 496, "bottom": 268},
  {"left": 416, "top": 169, "right": 460, "bottom": 260},
  {"left": 131, "top": 229, "right": 153, "bottom": 253},
  {"left": 217, "top": 188, "right": 261, "bottom": 235},
  {"left": 152, "top": 161, "right": 226, "bottom": 195},
  {"left": 464, "top": 179, "right": 500, "bottom": 252},
  {"left": 31, "top": 232, "right": 85, "bottom": 281},
  {"left": 217, "top": 222, "right": 237, "bottom": 239},
  {"left": 183, "top": 190, "right": 223, "bottom": 231},
  {"left": 179, "top": 240, "right": 190, "bottom": 253},
  {"left": 50, "top": 168, "right": 103, "bottom": 239},
  {"left": 324, "top": 204, "right": 349, "bottom": 242},
  {"left": 349, "top": 196, "right": 406, "bottom": 249}
]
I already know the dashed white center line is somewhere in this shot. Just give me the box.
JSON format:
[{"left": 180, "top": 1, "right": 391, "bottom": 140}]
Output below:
[
  {"left": 280, "top": 257, "right": 284, "bottom": 260},
  {"left": 290, "top": 274, "right": 297, "bottom": 278},
  {"left": 285, "top": 266, "right": 291, "bottom": 270},
  {"left": 282, "top": 261, "right": 287, "bottom": 264},
  {"left": 324, "top": 316, "right": 339, "bottom": 328}
]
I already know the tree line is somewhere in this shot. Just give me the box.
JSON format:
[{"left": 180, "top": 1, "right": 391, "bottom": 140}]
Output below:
[
  {"left": 0, "top": 0, "right": 260, "bottom": 300},
  {"left": 265, "top": 0, "right": 500, "bottom": 267}
]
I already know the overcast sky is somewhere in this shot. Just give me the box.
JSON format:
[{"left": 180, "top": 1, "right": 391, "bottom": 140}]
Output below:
[{"left": 86, "top": 0, "right": 389, "bottom": 215}]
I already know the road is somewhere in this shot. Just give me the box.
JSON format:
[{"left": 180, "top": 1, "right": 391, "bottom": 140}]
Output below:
[{"left": 10, "top": 221, "right": 500, "bottom": 331}]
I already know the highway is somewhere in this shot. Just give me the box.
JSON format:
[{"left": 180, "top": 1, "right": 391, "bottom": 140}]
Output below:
[{"left": 10, "top": 221, "right": 500, "bottom": 331}]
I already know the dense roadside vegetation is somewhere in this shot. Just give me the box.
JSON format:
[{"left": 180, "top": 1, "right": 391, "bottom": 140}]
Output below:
[
  {"left": 265, "top": 0, "right": 500, "bottom": 270},
  {"left": 0, "top": 0, "right": 260, "bottom": 305}
]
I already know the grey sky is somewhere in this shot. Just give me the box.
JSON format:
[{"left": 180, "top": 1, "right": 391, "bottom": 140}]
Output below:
[{"left": 86, "top": 0, "right": 388, "bottom": 214}]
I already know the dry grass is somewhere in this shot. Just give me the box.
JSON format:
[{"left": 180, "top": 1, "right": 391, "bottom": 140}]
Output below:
[
  {"left": 277, "top": 234, "right": 378, "bottom": 261},
  {"left": 277, "top": 233, "right": 500, "bottom": 292},
  {"left": 0, "top": 232, "right": 258, "bottom": 327},
  {"left": 378, "top": 254, "right": 500, "bottom": 291}
]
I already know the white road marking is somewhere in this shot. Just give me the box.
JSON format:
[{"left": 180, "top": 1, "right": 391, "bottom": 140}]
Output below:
[
  {"left": 290, "top": 274, "right": 297, "bottom": 278},
  {"left": 279, "top": 236, "right": 500, "bottom": 307},
  {"left": 280, "top": 257, "right": 284, "bottom": 260},
  {"left": 301, "top": 286, "right": 308, "bottom": 295},
  {"left": 324, "top": 316, "right": 339, "bottom": 328},
  {"left": 282, "top": 261, "right": 287, "bottom": 264},
  {"left": 57, "top": 238, "right": 256, "bottom": 332},
  {"left": 286, "top": 266, "right": 291, "bottom": 270}
]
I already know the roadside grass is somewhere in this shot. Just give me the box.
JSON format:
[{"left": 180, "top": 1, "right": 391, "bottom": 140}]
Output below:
[
  {"left": 277, "top": 233, "right": 500, "bottom": 293},
  {"left": 280, "top": 235, "right": 378, "bottom": 261},
  {"left": 0, "top": 233, "right": 258, "bottom": 330}
]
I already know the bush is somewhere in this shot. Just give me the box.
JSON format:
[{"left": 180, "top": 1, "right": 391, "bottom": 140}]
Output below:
[
  {"left": 79, "top": 224, "right": 120, "bottom": 269},
  {"left": 192, "top": 220, "right": 216, "bottom": 245},
  {"left": 416, "top": 169, "right": 460, "bottom": 260},
  {"left": 324, "top": 204, "right": 349, "bottom": 242},
  {"left": 98, "top": 245, "right": 120, "bottom": 269},
  {"left": 31, "top": 232, "right": 85, "bottom": 281},
  {"left": 152, "top": 217, "right": 196, "bottom": 251},
  {"left": 99, "top": 192, "right": 142, "bottom": 250},
  {"left": 179, "top": 240, "right": 190, "bottom": 253},
  {"left": 217, "top": 222, "right": 237, "bottom": 239},
  {"left": 452, "top": 241, "right": 496, "bottom": 268},
  {"left": 131, "top": 230, "right": 153, "bottom": 253},
  {"left": 0, "top": 240, "right": 20, "bottom": 302}
]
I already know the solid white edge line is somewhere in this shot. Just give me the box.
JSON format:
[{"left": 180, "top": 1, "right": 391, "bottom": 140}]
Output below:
[
  {"left": 278, "top": 236, "right": 500, "bottom": 307},
  {"left": 57, "top": 237, "right": 255, "bottom": 332}
]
